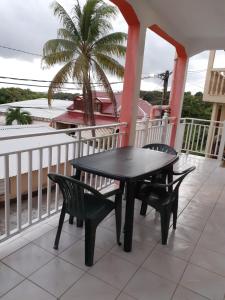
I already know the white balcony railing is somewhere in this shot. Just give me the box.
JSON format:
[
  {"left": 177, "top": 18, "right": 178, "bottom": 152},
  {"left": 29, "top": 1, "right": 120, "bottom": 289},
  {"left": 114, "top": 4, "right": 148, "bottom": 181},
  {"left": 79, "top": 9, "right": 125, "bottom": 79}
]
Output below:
[
  {"left": 208, "top": 69, "right": 225, "bottom": 97},
  {"left": 177, "top": 118, "right": 225, "bottom": 159},
  {"left": 0, "top": 116, "right": 225, "bottom": 243},
  {"left": 0, "top": 123, "right": 126, "bottom": 242},
  {"left": 135, "top": 117, "right": 176, "bottom": 148}
]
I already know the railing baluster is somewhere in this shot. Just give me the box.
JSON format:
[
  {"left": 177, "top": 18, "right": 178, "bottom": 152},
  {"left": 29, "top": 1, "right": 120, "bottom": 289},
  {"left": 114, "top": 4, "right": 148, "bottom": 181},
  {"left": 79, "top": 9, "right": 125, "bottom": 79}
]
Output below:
[
  {"left": 28, "top": 150, "right": 32, "bottom": 225},
  {"left": 38, "top": 148, "right": 43, "bottom": 220},
  {"left": 46, "top": 147, "right": 52, "bottom": 217},
  {"left": 16, "top": 152, "right": 22, "bottom": 231},
  {"left": 4, "top": 155, "right": 10, "bottom": 237},
  {"left": 55, "top": 145, "right": 61, "bottom": 212}
]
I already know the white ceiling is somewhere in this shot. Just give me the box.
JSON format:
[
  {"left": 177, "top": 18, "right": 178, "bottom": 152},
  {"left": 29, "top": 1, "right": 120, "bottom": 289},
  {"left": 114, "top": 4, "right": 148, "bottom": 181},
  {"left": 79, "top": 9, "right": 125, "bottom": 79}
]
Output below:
[{"left": 128, "top": 0, "right": 225, "bottom": 56}]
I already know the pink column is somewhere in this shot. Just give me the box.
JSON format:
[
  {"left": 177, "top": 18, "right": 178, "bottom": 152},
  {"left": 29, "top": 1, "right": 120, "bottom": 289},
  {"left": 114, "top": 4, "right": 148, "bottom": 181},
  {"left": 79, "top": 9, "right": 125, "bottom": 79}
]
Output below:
[
  {"left": 169, "top": 55, "right": 188, "bottom": 146},
  {"left": 120, "top": 24, "right": 145, "bottom": 146},
  {"left": 150, "top": 25, "right": 188, "bottom": 148}
]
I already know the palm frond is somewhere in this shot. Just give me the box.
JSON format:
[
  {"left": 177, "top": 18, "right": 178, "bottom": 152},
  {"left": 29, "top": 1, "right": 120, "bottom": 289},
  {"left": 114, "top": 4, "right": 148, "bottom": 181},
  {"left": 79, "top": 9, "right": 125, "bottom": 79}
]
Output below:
[
  {"left": 43, "top": 39, "right": 77, "bottom": 54},
  {"left": 94, "top": 53, "right": 125, "bottom": 78},
  {"left": 92, "top": 59, "right": 118, "bottom": 119},
  {"left": 93, "top": 32, "right": 127, "bottom": 48},
  {"left": 51, "top": 1, "right": 77, "bottom": 34},
  {"left": 94, "top": 43, "right": 126, "bottom": 57},
  {"left": 48, "top": 61, "right": 74, "bottom": 105},
  {"left": 57, "top": 28, "right": 79, "bottom": 42}
]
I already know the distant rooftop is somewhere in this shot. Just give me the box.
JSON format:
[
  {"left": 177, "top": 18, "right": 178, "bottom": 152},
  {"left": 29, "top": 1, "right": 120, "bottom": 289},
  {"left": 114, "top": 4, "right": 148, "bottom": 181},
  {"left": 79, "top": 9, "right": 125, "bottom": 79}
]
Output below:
[{"left": 0, "top": 98, "right": 71, "bottom": 121}]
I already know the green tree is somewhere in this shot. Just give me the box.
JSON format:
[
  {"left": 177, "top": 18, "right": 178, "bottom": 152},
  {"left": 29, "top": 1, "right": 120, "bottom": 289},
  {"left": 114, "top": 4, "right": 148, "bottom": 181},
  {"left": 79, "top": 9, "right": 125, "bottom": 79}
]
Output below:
[
  {"left": 5, "top": 108, "right": 32, "bottom": 125},
  {"left": 0, "top": 88, "right": 47, "bottom": 104},
  {"left": 42, "top": 0, "right": 127, "bottom": 126}
]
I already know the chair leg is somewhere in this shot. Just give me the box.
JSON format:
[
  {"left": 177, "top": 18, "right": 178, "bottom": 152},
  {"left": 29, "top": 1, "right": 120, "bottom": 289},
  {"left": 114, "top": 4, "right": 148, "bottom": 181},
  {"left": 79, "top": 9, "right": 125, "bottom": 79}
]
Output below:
[
  {"left": 76, "top": 219, "right": 84, "bottom": 227},
  {"left": 140, "top": 201, "right": 148, "bottom": 216},
  {"left": 160, "top": 208, "right": 171, "bottom": 245},
  {"left": 115, "top": 194, "right": 122, "bottom": 246},
  {"left": 172, "top": 198, "right": 178, "bottom": 230},
  {"left": 69, "top": 215, "right": 74, "bottom": 224},
  {"left": 54, "top": 204, "right": 66, "bottom": 250},
  {"left": 85, "top": 220, "right": 97, "bottom": 267}
]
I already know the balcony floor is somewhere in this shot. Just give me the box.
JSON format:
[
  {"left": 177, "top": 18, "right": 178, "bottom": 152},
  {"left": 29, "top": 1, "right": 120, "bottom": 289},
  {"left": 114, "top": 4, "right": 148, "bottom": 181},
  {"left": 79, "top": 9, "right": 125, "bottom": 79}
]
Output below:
[{"left": 0, "top": 154, "right": 225, "bottom": 300}]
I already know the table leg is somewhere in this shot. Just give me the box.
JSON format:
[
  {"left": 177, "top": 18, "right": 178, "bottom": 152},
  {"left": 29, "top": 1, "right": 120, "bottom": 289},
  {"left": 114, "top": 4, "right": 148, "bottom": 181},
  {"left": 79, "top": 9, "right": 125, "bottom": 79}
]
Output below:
[{"left": 124, "top": 181, "right": 135, "bottom": 252}]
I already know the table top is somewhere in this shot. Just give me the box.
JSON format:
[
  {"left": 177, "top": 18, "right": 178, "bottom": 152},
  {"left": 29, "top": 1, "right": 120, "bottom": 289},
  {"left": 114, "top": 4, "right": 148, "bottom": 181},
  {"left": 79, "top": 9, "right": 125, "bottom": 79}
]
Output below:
[{"left": 71, "top": 147, "right": 178, "bottom": 181}]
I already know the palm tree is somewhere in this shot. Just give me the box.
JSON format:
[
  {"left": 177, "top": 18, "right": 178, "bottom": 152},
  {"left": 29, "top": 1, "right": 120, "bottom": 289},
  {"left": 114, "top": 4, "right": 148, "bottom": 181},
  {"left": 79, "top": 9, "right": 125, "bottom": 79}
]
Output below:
[
  {"left": 5, "top": 108, "right": 32, "bottom": 125},
  {"left": 42, "top": 0, "right": 127, "bottom": 126}
]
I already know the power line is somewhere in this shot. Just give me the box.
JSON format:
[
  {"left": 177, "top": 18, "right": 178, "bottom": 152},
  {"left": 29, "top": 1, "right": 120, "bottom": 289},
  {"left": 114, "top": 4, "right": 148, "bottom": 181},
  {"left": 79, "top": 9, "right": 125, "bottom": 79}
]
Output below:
[
  {"left": 0, "top": 81, "right": 81, "bottom": 90},
  {"left": 0, "top": 74, "right": 156, "bottom": 88},
  {"left": 0, "top": 45, "right": 42, "bottom": 57}
]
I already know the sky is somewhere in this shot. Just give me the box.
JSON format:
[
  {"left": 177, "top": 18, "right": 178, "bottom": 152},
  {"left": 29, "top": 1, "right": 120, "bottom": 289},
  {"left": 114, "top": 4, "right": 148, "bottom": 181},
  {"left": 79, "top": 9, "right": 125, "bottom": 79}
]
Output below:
[{"left": 0, "top": 0, "right": 225, "bottom": 95}]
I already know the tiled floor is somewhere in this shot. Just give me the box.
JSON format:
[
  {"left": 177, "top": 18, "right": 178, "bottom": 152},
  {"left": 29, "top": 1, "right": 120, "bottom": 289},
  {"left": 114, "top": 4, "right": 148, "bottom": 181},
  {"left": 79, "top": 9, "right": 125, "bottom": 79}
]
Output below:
[{"left": 1, "top": 154, "right": 225, "bottom": 299}]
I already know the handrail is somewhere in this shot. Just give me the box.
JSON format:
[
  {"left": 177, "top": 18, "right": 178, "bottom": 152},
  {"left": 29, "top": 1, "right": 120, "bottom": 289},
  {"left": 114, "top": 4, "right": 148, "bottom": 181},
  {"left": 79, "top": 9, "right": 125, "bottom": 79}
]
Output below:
[{"left": 0, "top": 122, "right": 127, "bottom": 141}]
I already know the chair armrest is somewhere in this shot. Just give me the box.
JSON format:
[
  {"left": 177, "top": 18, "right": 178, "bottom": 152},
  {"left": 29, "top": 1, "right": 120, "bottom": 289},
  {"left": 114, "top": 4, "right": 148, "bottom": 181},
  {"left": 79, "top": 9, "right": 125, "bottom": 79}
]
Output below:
[{"left": 141, "top": 166, "right": 196, "bottom": 189}]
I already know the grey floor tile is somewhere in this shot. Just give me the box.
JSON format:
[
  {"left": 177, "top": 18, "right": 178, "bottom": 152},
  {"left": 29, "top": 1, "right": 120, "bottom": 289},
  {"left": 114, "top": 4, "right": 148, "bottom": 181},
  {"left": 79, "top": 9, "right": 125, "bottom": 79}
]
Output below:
[
  {"left": 172, "top": 286, "right": 209, "bottom": 300},
  {"left": 59, "top": 240, "right": 106, "bottom": 270},
  {"left": 124, "top": 267, "right": 176, "bottom": 300},
  {"left": 33, "top": 228, "right": 80, "bottom": 254},
  {"left": 191, "top": 246, "right": 225, "bottom": 277},
  {"left": 1, "top": 280, "right": 56, "bottom": 300},
  {"left": 143, "top": 250, "right": 187, "bottom": 283},
  {"left": 2, "top": 243, "right": 54, "bottom": 276},
  {"left": 29, "top": 257, "right": 84, "bottom": 297},
  {"left": 0, "top": 262, "right": 24, "bottom": 297},
  {"left": 172, "top": 225, "right": 202, "bottom": 244},
  {"left": 88, "top": 253, "right": 138, "bottom": 290},
  {"left": 116, "top": 293, "right": 136, "bottom": 300},
  {"left": 60, "top": 273, "right": 119, "bottom": 300},
  {"left": 181, "top": 264, "right": 225, "bottom": 300},
  {"left": 111, "top": 239, "right": 156, "bottom": 265},
  {"left": 156, "top": 235, "right": 195, "bottom": 261},
  {"left": 61, "top": 221, "right": 85, "bottom": 238}
]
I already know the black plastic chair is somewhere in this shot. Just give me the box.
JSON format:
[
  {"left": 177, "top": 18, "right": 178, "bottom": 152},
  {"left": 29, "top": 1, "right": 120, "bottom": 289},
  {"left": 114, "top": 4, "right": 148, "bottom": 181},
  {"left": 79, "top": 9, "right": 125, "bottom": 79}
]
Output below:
[
  {"left": 135, "top": 166, "right": 195, "bottom": 244},
  {"left": 48, "top": 173, "right": 124, "bottom": 266},
  {"left": 143, "top": 143, "right": 177, "bottom": 155},
  {"left": 139, "top": 143, "right": 177, "bottom": 215}
]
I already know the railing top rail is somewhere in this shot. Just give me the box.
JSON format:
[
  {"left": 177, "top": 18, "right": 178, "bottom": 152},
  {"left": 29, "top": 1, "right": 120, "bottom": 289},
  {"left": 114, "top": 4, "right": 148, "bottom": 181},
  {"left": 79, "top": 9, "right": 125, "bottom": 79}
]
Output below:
[
  {"left": 136, "top": 117, "right": 176, "bottom": 125},
  {"left": 0, "top": 132, "right": 123, "bottom": 157},
  {"left": 0, "top": 122, "right": 127, "bottom": 142},
  {"left": 180, "top": 117, "right": 224, "bottom": 124},
  {"left": 211, "top": 68, "right": 225, "bottom": 72}
]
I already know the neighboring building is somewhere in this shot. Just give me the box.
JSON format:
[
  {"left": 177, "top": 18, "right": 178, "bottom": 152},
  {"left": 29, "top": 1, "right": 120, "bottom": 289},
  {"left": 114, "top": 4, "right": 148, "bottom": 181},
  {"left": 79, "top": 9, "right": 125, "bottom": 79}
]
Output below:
[
  {"left": 0, "top": 98, "right": 70, "bottom": 125},
  {"left": 203, "top": 51, "right": 225, "bottom": 157},
  {"left": 0, "top": 125, "right": 76, "bottom": 201},
  {"left": 52, "top": 91, "right": 152, "bottom": 130},
  {"left": 203, "top": 50, "right": 225, "bottom": 122}
]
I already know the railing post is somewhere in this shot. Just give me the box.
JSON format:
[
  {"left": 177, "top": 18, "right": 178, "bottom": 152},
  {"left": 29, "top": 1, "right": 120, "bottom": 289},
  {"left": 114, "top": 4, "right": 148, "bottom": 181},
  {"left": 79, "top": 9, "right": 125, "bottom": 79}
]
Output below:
[
  {"left": 186, "top": 119, "right": 194, "bottom": 155},
  {"left": 161, "top": 113, "right": 168, "bottom": 144},
  {"left": 77, "top": 131, "right": 82, "bottom": 158},
  {"left": 218, "top": 121, "right": 225, "bottom": 160},
  {"left": 142, "top": 118, "right": 149, "bottom": 146}
]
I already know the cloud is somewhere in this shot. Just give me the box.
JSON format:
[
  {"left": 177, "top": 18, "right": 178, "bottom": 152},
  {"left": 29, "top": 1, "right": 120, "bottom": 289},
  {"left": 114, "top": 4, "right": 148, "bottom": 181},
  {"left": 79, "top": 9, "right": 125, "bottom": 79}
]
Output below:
[{"left": 0, "top": 0, "right": 220, "bottom": 94}]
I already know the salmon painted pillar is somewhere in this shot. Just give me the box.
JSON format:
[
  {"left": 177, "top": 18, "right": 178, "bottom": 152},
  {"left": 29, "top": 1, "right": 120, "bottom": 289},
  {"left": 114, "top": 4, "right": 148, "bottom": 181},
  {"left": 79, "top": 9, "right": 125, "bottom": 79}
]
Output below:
[
  {"left": 120, "top": 24, "right": 146, "bottom": 146},
  {"left": 169, "top": 54, "right": 189, "bottom": 147}
]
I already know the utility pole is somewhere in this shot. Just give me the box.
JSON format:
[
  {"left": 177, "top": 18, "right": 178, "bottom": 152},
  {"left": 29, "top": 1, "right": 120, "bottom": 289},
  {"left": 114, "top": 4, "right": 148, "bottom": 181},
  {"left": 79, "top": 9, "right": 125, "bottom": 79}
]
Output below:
[{"left": 157, "top": 70, "right": 172, "bottom": 105}]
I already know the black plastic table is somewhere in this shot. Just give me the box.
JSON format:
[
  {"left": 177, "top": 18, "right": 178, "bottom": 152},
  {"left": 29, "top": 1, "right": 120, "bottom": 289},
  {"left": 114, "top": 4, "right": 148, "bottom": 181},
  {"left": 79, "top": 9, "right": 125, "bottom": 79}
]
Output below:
[{"left": 71, "top": 146, "right": 178, "bottom": 252}]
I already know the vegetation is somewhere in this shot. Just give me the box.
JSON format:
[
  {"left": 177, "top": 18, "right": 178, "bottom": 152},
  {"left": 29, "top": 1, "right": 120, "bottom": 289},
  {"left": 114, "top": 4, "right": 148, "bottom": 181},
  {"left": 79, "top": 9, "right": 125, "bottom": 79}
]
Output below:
[
  {"left": 5, "top": 107, "right": 32, "bottom": 125},
  {"left": 0, "top": 88, "right": 212, "bottom": 121},
  {"left": 140, "top": 90, "right": 212, "bottom": 120},
  {"left": 42, "top": 0, "right": 127, "bottom": 126},
  {"left": 0, "top": 88, "right": 46, "bottom": 104}
]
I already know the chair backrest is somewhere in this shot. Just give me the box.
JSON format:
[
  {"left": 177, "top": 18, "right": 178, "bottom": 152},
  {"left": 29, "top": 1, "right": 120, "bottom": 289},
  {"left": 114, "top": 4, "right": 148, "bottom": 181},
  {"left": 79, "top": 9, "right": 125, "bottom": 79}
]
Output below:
[
  {"left": 172, "top": 166, "right": 196, "bottom": 194},
  {"left": 48, "top": 173, "right": 86, "bottom": 219},
  {"left": 143, "top": 143, "right": 177, "bottom": 155}
]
